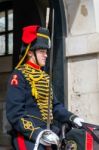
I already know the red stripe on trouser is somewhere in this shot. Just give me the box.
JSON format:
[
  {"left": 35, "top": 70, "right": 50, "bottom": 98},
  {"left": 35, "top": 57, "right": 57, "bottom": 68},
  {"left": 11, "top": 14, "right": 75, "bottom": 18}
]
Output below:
[
  {"left": 17, "top": 133, "right": 27, "bottom": 150},
  {"left": 86, "top": 128, "right": 93, "bottom": 150}
]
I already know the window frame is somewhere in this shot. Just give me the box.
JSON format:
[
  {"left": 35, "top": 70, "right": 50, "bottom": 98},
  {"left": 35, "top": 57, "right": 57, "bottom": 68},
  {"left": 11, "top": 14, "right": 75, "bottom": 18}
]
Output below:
[{"left": 0, "top": 1, "right": 13, "bottom": 56}]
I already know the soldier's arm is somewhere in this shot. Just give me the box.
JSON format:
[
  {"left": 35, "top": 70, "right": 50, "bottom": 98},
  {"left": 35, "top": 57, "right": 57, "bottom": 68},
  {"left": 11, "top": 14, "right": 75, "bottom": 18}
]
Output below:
[
  {"left": 6, "top": 70, "right": 43, "bottom": 142},
  {"left": 52, "top": 94, "right": 75, "bottom": 124}
]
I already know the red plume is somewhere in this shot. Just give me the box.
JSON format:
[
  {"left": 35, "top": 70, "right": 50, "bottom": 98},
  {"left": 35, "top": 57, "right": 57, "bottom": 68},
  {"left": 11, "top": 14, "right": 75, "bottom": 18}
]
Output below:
[{"left": 22, "top": 25, "right": 40, "bottom": 44}]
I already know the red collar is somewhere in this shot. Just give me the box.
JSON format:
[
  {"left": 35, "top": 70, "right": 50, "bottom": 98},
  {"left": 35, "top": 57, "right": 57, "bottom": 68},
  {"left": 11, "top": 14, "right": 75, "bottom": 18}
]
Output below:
[{"left": 26, "top": 61, "right": 40, "bottom": 70}]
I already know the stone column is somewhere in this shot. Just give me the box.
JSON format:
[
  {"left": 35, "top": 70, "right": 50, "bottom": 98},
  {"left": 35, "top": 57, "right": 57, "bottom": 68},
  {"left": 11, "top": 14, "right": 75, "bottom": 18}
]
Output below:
[{"left": 64, "top": 0, "right": 99, "bottom": 124}]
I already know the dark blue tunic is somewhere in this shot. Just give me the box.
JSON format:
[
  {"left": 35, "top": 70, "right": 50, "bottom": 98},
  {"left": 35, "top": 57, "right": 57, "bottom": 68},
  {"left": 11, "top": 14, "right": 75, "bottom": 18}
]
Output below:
[{"left": 6, "top": 62, "right": 73, "bottom": 150}]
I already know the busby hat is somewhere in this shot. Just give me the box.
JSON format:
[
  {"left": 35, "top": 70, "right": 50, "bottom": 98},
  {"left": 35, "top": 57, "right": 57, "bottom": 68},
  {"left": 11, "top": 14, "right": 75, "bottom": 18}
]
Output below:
[
  {"left": 22, "top": 25, "right": 51, "bottom": 50},
  {"left": 16, "top": 25, "right": 51, "bottom": 69}
]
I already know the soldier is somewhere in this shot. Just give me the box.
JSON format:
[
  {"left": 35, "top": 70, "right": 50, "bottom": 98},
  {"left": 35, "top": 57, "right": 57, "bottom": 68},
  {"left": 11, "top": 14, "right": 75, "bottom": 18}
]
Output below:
[{"left": 6, "top": 25, "right": 84, "bottom": 150}]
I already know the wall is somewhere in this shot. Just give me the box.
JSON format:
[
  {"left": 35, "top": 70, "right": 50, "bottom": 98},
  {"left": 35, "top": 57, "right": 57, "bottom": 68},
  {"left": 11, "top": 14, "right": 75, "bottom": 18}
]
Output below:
[
  {"left": 64, "top": 0, "right": 99, "bottom": 124},
  {"left": 0, "top": 56, "right": 12, "bottom": 148}
]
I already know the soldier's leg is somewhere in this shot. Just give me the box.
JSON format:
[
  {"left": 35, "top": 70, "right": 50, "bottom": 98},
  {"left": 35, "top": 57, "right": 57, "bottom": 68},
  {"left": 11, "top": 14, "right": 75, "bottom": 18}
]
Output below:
[{"left": 12, "top": 134, "right": 47, "bottom": 150}]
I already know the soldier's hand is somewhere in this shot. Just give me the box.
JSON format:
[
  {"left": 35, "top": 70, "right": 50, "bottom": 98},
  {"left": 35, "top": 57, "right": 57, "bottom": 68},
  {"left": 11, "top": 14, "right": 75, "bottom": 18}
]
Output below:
[
  {"left": 69, "top": 115, "right": 84, "bottom": 128},
  {"left": 73, "top": 117, "right": 84, "bottom": 127}
]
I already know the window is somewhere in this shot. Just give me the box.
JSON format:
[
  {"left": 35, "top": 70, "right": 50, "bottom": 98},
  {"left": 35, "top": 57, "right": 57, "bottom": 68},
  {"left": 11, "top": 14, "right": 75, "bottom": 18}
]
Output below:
[{"left": 0, "top": 1, "right": 13, "bottom": 56}]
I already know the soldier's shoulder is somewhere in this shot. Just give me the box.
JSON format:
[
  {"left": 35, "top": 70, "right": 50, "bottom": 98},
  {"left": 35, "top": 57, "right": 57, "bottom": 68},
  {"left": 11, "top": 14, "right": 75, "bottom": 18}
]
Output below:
[{"left": 9, "top": 66, "right": 25, "bottom": 81}]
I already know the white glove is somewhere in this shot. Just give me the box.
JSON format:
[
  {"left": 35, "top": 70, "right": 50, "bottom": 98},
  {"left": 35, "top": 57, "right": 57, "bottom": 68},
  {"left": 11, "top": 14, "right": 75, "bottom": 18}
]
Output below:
[
  {"left": 40, "top": 130, "right": 59, "bottom": 146},
  {"left": 73, "top": 117, "right": 84, "bottom": 127}
]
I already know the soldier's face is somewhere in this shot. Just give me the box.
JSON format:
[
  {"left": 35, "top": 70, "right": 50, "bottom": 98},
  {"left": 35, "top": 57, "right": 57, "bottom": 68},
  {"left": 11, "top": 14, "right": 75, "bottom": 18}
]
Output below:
[
  {"left": 28, "top": 49, "right": 48, "bottom": 66},
  {"left": 36, "top": 49, "right": 48, "bottom": 66}
]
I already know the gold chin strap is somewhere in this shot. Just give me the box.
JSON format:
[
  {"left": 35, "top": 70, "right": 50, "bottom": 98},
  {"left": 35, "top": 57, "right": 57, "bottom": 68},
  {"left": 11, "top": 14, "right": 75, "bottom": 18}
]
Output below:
[{"left": 15, "top": 43, "right": 31, "bottom": 69}]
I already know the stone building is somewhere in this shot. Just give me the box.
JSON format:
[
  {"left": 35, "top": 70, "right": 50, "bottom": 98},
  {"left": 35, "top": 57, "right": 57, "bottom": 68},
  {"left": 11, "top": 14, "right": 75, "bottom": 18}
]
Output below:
[{"left": 0, "top": 0, "right": 99, "bottom": 149}]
